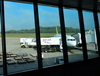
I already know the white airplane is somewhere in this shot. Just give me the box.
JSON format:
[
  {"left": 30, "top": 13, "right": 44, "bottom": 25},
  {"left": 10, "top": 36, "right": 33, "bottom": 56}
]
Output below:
[
  {"left": 53, "top": 26, "right": 77, "bottom": 47},
  {"left": 54, "top": 34, "right": 76, "bottom": 47}
]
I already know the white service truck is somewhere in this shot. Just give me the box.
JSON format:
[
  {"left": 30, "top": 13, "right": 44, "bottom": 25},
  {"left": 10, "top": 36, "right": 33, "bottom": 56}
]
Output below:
[
  {"left": 20, "top": 37, "right": 62, "bottom": 52},
  {"left": 20, "top": 38, "right": 36, "bottom": 48}
]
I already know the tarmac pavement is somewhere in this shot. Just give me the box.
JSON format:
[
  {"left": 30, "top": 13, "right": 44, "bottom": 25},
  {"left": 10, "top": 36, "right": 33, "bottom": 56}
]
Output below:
[{"left": 0, "top": 38, "right": 99, "bottom": 75}]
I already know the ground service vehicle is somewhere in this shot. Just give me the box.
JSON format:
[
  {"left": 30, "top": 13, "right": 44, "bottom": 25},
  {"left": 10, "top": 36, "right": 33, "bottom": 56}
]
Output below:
[
  {"left": 20, "top": 38, "right": 36, "bottom": 48},
  {"left": 20, "top": 36, "right": 77, "bottom": 52},
  {"left": 20, "top": 37, "right": 62, "bottom": 52}
]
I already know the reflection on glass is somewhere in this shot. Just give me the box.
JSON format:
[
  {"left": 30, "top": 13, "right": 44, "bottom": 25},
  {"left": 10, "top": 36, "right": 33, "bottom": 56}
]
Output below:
[
  {"left": 64, "top": 9, "right": 83, "bottom": 63},
  {"left": 98, "top": 13, "right": 100, "bottom": 32},
  {"left": 83, "top": 11, "right": 99, "bottom": 59},
  {"left": 0, "top": 6, "right": 3, "bottom": 76},
  {"left": 0, "top": 30, "right": 3, "bottom": 75},
  {"left": 38, "top": 5, "right": 64, "bottom": 67},
  {"left": 4, "top": 1, "right": 38, "bottom": 74}
]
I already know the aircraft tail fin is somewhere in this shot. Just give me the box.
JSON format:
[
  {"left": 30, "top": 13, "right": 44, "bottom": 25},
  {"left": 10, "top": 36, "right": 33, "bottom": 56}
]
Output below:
[{"left": 56, "top": 26, "right": 59, "bottom": 34}]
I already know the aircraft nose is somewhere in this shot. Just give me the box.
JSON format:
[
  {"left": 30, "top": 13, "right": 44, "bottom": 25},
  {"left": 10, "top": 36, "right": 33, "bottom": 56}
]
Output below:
[
  {"left": 69, "top": 43, "right": 76, "bottom": 46},
  {"left": 72, "top": 43, "right": 76, "bottom": 46}
]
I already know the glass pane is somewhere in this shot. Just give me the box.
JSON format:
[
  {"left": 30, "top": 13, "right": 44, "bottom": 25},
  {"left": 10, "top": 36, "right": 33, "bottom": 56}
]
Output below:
[
  {"left": 38, "top": 5, "right": 64, "bottom": 67},
  {"left": 4, "top": 1, "right": 38, "bottom": 74},
  {"left": 98, "top": 13, "right": 100, "bottom": 33},
  {"left": 0, "top": 15, "right": 3, "bottom": 75},
  {"left": 83, "top": 11, "right": 99, "bottom": 59},
  {"left": 98, "top": 13, "right": 100, "bottom": 53},
  {"left": 64, "top": 9, "right": 83, "bottom": 63}
]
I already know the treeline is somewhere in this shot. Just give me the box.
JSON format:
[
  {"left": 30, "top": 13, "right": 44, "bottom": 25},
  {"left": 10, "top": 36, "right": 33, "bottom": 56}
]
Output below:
[{"left": 6, "top": 26, "right": 80, "bottom": 33}]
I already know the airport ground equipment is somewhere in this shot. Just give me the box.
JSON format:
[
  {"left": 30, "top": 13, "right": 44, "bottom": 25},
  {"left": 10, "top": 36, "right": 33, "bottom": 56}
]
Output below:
[
  {"left": 71, "top": 30, "right": 97, "bottom": 47},
  {"left": 20, "top": 38, "right": 36, "bottom": 48},
  {"left": 20, "top": 37, "right": 63, "bottom": 52},
  {"left": 20, "top": 36, "right": 77, "bottom": 52},
  {"left": 55, "top": 57, "right": 64, "bottom": 64},
  {"left": 71, "top": 33, "right": 82, "bottom": 47}
]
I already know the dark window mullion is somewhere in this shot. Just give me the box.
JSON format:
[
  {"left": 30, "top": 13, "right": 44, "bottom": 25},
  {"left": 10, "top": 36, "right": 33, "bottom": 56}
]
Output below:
[
  {"left": 58, "top": 5, "right": 69, "bottom": 64},
  {"left": 78, "top": 8, "right": 88, "bottom": 60},
  {"left": 33, "top": 1, "right": 43, "bottom": 69},
  {"left": 93, "top": 11, "right": 100, "bottom": 57},
  {"left": 0, "top": 0, "right": 7, "bottom": 75}
]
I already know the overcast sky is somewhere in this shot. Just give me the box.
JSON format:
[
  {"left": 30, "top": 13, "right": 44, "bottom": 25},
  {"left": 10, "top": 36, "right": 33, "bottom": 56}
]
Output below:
[{"left": 3, "top": 1, "right": 98, "bottom": 31}]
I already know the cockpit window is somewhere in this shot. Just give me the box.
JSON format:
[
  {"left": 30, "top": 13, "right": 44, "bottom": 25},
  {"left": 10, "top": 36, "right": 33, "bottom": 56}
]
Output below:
[{"left": 67, "top": 39, "right": 75, "bottom": 41}]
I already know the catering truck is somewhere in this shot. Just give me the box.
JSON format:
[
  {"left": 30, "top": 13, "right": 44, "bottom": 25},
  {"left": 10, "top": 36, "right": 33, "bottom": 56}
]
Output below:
[
  {"left": 20, "top": 36, "right": 77, "bottom": 52},
  {"left": 20, "top": 38, "right": 36, "bottom": 48},
  {"left": 40, "top": 37, "right": 62, "bottom": 52},
  {"left": 20, "top": 37, "right": 62, "bottom": 52}
]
